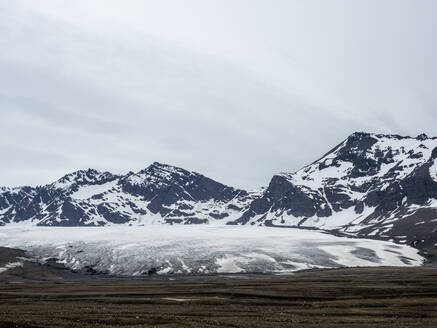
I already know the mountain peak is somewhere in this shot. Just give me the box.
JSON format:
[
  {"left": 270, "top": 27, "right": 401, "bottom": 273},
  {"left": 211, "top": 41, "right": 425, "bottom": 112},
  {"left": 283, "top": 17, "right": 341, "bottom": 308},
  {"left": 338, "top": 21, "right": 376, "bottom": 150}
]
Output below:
[
  {"left": 416, "top": 133, "right": 429, "bottom": 141},
  {"left": 138, "top": 162, "right": 194, "bottom": 179},
  {"left": 51, "top": 168, "right": 117, "bottom": 190},
  {"left": 348, "top": 131, "right": 436, "bottom": 142},
  {"left": 55, "top": 168, "right": 101, "bottom": 183},
  {"left": 149, "top": 162, "right": 189, "bottom": 173},
  {"left": 347, "top": 132, "right": 405, "bottom": 142},
  {"left": 348, "top": 131, "right": 373, "bottom": 138}
]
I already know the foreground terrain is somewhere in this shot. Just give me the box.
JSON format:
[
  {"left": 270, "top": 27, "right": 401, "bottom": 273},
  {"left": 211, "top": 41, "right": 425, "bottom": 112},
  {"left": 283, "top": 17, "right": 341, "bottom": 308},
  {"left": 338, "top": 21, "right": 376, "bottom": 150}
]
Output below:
[{"left": 0, "top": 267, "right": 436, "bottom": 328}]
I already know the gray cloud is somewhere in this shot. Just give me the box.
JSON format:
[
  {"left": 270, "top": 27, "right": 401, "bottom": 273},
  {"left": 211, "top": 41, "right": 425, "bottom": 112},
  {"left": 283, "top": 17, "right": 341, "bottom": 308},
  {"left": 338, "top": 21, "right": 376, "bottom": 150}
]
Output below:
[{"left": 1, "top": 0, "right": 436, "bottom": 189}]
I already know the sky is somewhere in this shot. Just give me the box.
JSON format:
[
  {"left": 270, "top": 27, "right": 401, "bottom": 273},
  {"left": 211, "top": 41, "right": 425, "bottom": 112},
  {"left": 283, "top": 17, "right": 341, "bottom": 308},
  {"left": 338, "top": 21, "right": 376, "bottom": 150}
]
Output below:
[{"left": 1, "top": 0, "right": 437, "bottom": 189}]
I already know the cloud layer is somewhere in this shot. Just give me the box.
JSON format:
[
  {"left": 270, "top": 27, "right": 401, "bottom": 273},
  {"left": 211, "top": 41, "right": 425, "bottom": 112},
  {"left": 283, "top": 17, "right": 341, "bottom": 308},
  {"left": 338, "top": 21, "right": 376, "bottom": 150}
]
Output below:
[{"left": 1, "top": 1, "right": 436, "bottom": 189}]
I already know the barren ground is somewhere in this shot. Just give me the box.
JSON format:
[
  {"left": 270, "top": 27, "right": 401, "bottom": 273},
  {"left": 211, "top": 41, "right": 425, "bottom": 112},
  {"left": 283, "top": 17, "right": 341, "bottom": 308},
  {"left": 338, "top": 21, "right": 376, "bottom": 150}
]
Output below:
[{"left": 0, "top": 265, "right": 436, "bottom": 328}]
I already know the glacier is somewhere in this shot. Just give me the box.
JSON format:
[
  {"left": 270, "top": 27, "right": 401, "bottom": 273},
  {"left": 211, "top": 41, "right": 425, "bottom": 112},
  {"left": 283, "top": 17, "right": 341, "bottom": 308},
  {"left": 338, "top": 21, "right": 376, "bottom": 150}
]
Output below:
[{"left": 0, "top": 225, "right": 424, "bottom": 276}]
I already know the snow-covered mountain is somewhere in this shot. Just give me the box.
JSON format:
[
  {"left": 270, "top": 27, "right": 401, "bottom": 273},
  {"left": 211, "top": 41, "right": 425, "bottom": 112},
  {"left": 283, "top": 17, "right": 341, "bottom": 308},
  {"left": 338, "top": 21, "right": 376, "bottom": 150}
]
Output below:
[
  {"left": 232, "top": 132, "right": 437, "bottom": 251},
  {"left": 1, "top": 132, "right": 436, "bottom": 255},
  {"left": 0, "top": 162, "right": 254, "bottom": 226}
]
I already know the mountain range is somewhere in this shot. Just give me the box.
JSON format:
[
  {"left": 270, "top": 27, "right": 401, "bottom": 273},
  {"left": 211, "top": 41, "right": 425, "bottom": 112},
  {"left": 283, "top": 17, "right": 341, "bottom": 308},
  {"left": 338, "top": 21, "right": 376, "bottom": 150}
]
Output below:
[{"left": 1, "top": 132, "right": 436, "bottom": 258}]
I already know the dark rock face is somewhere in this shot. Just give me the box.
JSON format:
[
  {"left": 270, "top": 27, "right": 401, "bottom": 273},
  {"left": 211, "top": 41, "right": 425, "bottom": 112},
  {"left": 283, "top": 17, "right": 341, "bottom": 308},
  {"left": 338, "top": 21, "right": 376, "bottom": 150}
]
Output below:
[
  {"left": 231, "top": 175, "right": 331, "bottom": 225},
  {"left": 401, "top": 161, "right": 437, "bottom": 205},
  {"left": 120, "top": 163, "right": 247, "bottom": 218}
]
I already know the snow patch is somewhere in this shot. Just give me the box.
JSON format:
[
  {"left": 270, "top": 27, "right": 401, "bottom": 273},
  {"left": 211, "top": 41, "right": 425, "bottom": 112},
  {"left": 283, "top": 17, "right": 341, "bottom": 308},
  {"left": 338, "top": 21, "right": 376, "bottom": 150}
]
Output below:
[
  {"left": 216, "top": 255, "right": 244, "bottom": 273},
  {"left": 0, "top": 261, "right": 23, "bottom": 273},
  {"left": 70, "top": 181, "right": 118, "bottom": 200}
]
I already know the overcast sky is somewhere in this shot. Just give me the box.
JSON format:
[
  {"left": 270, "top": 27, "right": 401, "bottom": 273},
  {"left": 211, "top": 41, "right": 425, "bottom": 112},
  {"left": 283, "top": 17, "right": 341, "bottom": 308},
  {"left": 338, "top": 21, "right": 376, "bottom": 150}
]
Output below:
[{"left": 1, "top": 0, "right": 437, "bottom": 189}]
